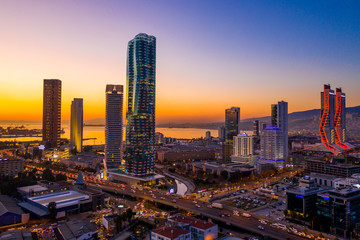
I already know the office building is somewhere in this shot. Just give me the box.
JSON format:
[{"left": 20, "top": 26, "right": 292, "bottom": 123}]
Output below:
[
  {"left": 253, "top": 120, "right": 260, "bottom": 136},
  {"left": 304, "top": 159, "right": 360, "bottom": 178},
  {"left": 42, "top": 79, "right": 61, "bottom": 148},
  {"left": 259, "top": 126, "right": 285, "bottom": 168},
  {"left": 125, "top": 33, "right": 156, "bottom": 176},
  {"left": 261, "top": 122, "right": 267, "bottom": 130},
  {"left": 285, "top": 176, "right": 326, "bottom": 225},
  {"left": 105, "top": 85, "right": 123, "bottom": 170},
  {"left": 317, "top": 187, "right": 360, "bottom": 238},
  {"left": 70, "top": 98, "right": 83, "bottom": 152},
  {"left": 233, "top": 133, "right": 254, "bottom": 157},
  {"left": 271, "top": 101, "right": 288, "bottom": 158},
  {"left": 205, "top": 131, "right": 211, "bottom": 140},
  {"left": 223, "top": 107, "right": 240, "bottom": 161}
]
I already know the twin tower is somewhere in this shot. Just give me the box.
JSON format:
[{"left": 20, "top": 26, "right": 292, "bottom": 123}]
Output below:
[
  {"left": 320, "top": 84, "right": 350, "bottom": 155},
  {"left": 105, "top": 33, "right": 156, "bottom": 176}
]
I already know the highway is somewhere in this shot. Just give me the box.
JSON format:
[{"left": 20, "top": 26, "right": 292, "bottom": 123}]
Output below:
[{"left": 97, "top": 184, "right": 305, "bottom": 240}]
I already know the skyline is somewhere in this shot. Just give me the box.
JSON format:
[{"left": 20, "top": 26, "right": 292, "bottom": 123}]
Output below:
[{"left": 1, "top": 1, "right": 359, "bottom": 123}]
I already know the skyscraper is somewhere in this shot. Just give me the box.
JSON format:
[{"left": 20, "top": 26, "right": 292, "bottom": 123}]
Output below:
[
  {"left": 270, "top": 101, "right": 288, "bottom": 158},
  {"left": 319, "top": 84, "right": 349, "bottom": 154},
  {"left": 259, "top": 126, "right": 285, "bottom": 168},
  {"left": 233, "top": 133, "right": 254, "bottom": 157},
  {"left": 70, "top": 98, "right": 83, "bottom": 153},
  {"left": 43, "top": 79, "right": 61, "bottom": 148},
  {"left": 105, "top": 85, "right": 123, "bottom": 170},
  {"left": 223, "top": 107, "right": 240, "bottom": 161},
  {"left": 218, "top": 126, "right": 225, "bottom": 142},
  {"left": 253, "top": 120, "right": 260, "bottom": 136},
  {"left": 125, "top": 33, "right": 156, "bottom": 176}
]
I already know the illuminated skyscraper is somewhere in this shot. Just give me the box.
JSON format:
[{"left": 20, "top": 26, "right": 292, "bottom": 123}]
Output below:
[
  {"left": 43, "top": 79, "right": 61, "bottom": 148},
  {"left": 70, "top": 98, "right": 83, "bottom": 152},
  {"left": 125, "top": 33, "right": 156, "bottom": 176},
  {"left": 223, "top": 107, "right": 240, "bottom": 161},
  {"left": 253, "top": 120, "right": 260, "bottom": 136},
  {"left": 105, "top": 85, "right": 123, "bottom": 170},
  {"left": 320, "top": 84, "right": 349, "bottom": 154},
  {"left": 233, "top": 133, "right": 254, "bottom": 157},
  {"left": 271, "top": 104, "right": 278, "bottom": 127}
]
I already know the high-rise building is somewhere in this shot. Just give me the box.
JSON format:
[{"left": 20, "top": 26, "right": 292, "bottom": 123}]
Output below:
[
  {"left": 253, "top": 120, "right": 260, "bottom": 136},
  {"left": 43, "top": 79, "right": 61, "bottom": 148},
  {"left": 233, "top": 133, "right": 254, "bottom": 157},
  {"left": 218, "top": 126, "right": 225, "bottom": 142},
  {"left": 105, "top": 85, "right": 123, "bottom": 170},
  {"left": 261, "top": 122, "right": 267, "bottom": 130},
  {"left": 319, "top": 84, "right": 349, "bottom": 155},
  {"left": 205, "top": 131, "right": 211, "bottom": 140},
  {"left": 270, "top": 101, "right": 288, "bottom": 159},
  {"left": 223, "top": 107, "right": 240, "bottom": 162},
  {"left": 125, "top": 33, "right": 156, "bottom": 176},
  {"left": 70, "top": 98, "right": 83, "bottom": 153},
  {"left": 259, "top": 126, "right": 285, "bottom": 168},
  {"left": 271, "top": 104, "right": 278, "bottom": 127}
]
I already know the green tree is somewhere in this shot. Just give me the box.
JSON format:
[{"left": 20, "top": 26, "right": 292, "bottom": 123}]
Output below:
[
  {"left": 42, "top": 168, "right": 55, "bottom": 181},
  {"left": 48, "top": 202, "right": 57, "bottom": 219}
]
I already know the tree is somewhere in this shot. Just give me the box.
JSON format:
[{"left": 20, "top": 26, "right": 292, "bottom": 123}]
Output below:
[
  {"left": 126, "top": 208, "right": 133, "bottom": 222},
  {"left": 48, "top": 202, "right": 57, "bottom": 219},
  {"left": 55, "top": 173, "right": 67, "bottom": 182},
  {"left": 42, "top": 168, "right": 55, "bottom": 181}
]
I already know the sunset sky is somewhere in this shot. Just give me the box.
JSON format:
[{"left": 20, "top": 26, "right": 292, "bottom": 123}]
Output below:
[{"left": 0, "top": 1, "right": 359, "bottom": 123}]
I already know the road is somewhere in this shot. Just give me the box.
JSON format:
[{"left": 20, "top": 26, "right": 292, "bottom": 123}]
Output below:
[{"left": 96, "top": 184, "right": 305, "bottom": 240}]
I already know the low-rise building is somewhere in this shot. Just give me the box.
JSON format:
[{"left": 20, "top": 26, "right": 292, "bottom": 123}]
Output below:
[
  {"left": 304, "top": 159, "right": 360, "bottom": 178},
  {"left": 167, "top": 214, "right": 218, "bottom": 240},
  {"left": 0, "top": 195, "right": 29, "bottom": 226},
  {"left": 317, "top": 187, "right": 360, "bottom": 238},
  {"left": 150, "top": 226, "right": 191, "bottom": 240},
  {"left": 53, "top": 219, "right": 98, "bottom": 240}
]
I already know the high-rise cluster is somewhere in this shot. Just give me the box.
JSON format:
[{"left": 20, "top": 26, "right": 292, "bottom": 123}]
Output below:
[
  {"left": 43, "top": 79, "right": 62, "bottom": 148},
  {"left": 319, "top": 84, "right": 349, "bottom": 155},
  {"left": 124, "top": 33, "right": 156, "bottom": 176}
]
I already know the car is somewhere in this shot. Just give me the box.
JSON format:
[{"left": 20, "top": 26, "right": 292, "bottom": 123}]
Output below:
[
  {"left": 258, "top": 225, "right": 264, "bottom": 230},
  {"left": 173, "top": 199, "right": 177, "bottom": 203},
  {"left": 195, "top": 204, "right": 200, "bottom": 208},
  {"left": 225, "top": 213, "right": 230, "bottom": 217},
  {"left": 219, "top": 214, "right": 225, "bottom": 217}
]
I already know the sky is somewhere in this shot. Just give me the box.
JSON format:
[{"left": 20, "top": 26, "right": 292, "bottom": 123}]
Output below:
[{"left": 0, "top": 0, "right": 359, "bottom": 123}]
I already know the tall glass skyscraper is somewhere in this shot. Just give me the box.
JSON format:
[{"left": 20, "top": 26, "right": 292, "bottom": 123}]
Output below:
[
  {"left": 125, "top": 33, "right": 156, "bottom": 176},
  {"left": 70, "top": 98, "right": 83, "bottom": 152}
]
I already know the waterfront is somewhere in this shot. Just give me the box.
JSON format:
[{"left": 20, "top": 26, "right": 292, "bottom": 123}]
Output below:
[{"left": 0, "top": 121, "right": 218, "bottom": 145}]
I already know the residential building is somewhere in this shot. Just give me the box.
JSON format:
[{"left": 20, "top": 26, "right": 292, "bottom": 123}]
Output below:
[
  {"left": 0, "top": 158, "right": 23, "bottom": 176},
  {"left": 218, "top": 126, "right": 225, "bottom": 142},
  {"left": 253, "top": 120, "right": 260, "bottom": 136},
  {"left": 54, "top": 219, "right": 98, "bottom": 240},
  {"left": 233, "top": 133, "right": 254, "bottom": 157},
  {"left": 150, "top": 226, "right": 191, "bottom": 240},
  {"left": 125, "top": 33, "right": 156, "bottom": 176},
  {"left": 223, "top": 107, "right": 240, "bottom": 162},
  {"left": 271, "top": 101, "right": 288, "bottom": 158},
  {"left": 105, "top": 85, "right": 123, "bottom": 170},
  {"left": 70, "top": 98, "right": 83, "bottom": 152},
  {"left": 42, "top": 79, "right": 61, "bottom": 148},
  {"left": 205, "top": 131, "right": 211, "bottom": 140},
  {"left": 259, "top": 126, "right": 285, "bottom": 168},
  {"left": 167, "top": 214, "right": 218, "bottom": 240}
]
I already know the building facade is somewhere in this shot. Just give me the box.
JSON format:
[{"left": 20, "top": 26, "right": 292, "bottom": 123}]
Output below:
[
  {"left": 125, "top": 33, "right": 156, "bottom": 176},
  {"left": 223, "top": 107, "right": 240, "bottom": 162},
  {"left": 0, "top": 158, "right": 24, "bottom": 176},
  {"left": 105, "top": 85, "right": 123, "bottom": 170},
  {"left": 43, "top": 79, "right": 61, "bottom": 148},
  {"left": 271, "top": 101, "right": 288, "bottom": 158},
  {"left": 70, "top": 98, "right": 83, "bottom": 152},
  {"left": 233, "top": 133, "right": 254, "bottom": 157},
  {"left": 253, "top": 120, "right": 260, "bottom": 136},
  {"left": 259, "top": 126, "right": 285, "bottom": 168}
]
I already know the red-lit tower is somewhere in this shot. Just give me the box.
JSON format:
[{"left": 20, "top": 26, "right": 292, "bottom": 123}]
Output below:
[
  {"left": 334, "top": 88, "right": 350, "bottom": 150},
  {"left": 319, "top": 84, "right": 339, "bottom": 155}
]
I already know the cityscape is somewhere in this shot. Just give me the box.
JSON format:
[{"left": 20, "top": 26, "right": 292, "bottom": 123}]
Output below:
[{"left": 0, "top": 1, "right": 360, "bottom": 240}]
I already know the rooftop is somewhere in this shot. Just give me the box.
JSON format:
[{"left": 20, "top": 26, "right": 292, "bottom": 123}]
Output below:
[
  {"left": 17, "top": 185, "right": 48, "bottom": 194},
  {"left": 0, "top": 195, "right": 24, "bottom": 216},
  {"left": 27, "top": 190, "right": 89, "bottom": 209},
  {"left": 152, "top": 226, "right": 189, "bottom": 239},
  {"left": 57, "top": 220, "right": 98, "bottom": 240},
  {"left": 169, "top": 214, "right": 216, "bottom": 230}
]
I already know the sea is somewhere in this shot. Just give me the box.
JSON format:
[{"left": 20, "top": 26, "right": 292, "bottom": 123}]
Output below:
[{"left": 0, "top": 120, "right": 218, "bottom": 145}]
